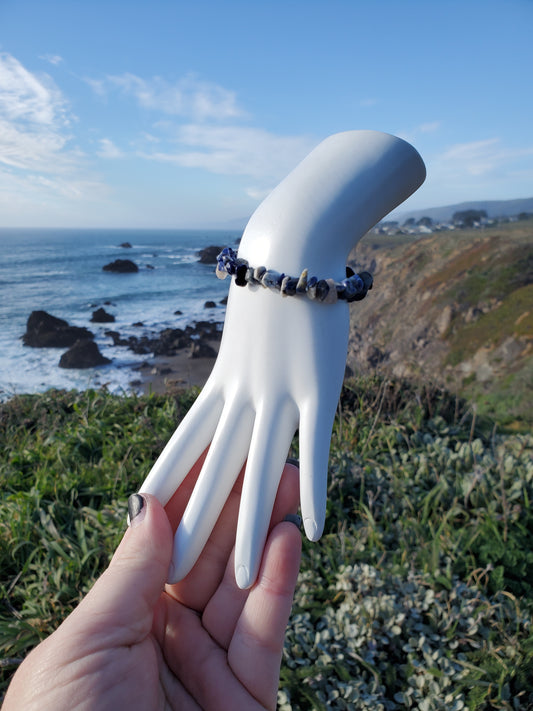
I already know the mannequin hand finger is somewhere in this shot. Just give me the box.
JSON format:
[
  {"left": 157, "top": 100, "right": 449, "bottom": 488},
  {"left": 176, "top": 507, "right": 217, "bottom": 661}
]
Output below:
[
  {"left": 235, "top": 398, "right": 298, "bottom": 589},
  {"left": 169, "top": 397, "right": 254, "bottom": 584},
  {"left": 298, "top": 397, "right": 338, "bottom": 541},
  {"left": 139, "top": 383, "right": 223, "bottom": 505}
]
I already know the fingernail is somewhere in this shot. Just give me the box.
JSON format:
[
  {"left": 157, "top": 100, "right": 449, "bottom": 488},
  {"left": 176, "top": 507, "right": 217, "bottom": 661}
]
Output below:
[
  {"left": 128, "top": 494, "right": 145, "bottom": 527},
  {"left": 284, "top": 513, "right": 302, "bottom": 529},
  {"left": 286, "top": 458, "right": 300, "bottom": 468}
]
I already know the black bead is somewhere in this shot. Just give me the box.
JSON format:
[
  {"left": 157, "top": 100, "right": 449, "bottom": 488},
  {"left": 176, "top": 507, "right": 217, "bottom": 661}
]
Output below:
[{"left": 235, "top": 264, "right": 248, "bottom": 286}]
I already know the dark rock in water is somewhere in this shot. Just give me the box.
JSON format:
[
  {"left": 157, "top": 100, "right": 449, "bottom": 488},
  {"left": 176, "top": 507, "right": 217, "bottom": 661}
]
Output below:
[
  {"left": 132, "top": 321, "right": 144, "bottom": 327},
  {"left": 197, "top": 245, "right": 222, "bottom": 264},
  {"left": 91, "top": 307, "right": 115, "bottom": 323},
  {"left": 23, "top": 310, "right": 94, "bottom": 348},
  {"left": 101, "top": 320, "right": 222, "bottom": 358},
  {"left": 174, "top": 310, "right": 183, "bottom": 315},
  {"left": 190, "top": 341, "right": 217, "bottom": 359},
  {"left": 219, "top": 296, "right": 228, "bottom": 305},
  {"left": 204, "top": 301, "right": 217, "bottom": 308},
  {"left": 102, "top": 259, "right": 139, "bottom": 273},
  {"left": 59, "top": 339, "right": 111, "bottom": 369},
  {"left": 119, "top": 242, "right": 132, "bottom": 248},
  {"left": 104, "top": 330, "right": 130, "bottom": 347},
  {"left": 146, "top": 264, "right": 155, "bottom": 270},
  {"left": 152, "top": 328, "right": 190, "bottom": 356}
]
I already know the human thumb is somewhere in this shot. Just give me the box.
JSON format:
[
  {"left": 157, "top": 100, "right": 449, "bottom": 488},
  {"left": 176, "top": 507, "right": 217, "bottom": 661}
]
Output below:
[{"left": 68, "top": 493, "right": 173, "bottom": 641}]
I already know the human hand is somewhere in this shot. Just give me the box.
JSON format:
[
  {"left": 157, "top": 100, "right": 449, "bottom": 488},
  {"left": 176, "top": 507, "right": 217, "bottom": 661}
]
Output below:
[
  {"left": 3, "top": 461, "right": 302, "bottom": 711},
  {"left": 140, "top": 130, "right": 426, "bottom": 589}
]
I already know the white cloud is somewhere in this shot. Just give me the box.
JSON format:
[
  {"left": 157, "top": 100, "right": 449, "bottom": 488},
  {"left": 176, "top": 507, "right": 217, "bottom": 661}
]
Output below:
[
  {"left": 436, "top": 138, "right": 533, "bottom": 178},
  {"left": 97, "top": 138, "right": 123, "bottom": 158},
  {"left": 89, "top": 72, "right": 246, "bottom": 121},
  {"left": 0, "top": 53, "right": 79, "bottom": 175},
  {"left": 40, "top": 54, "right": 63, "bottom": 66},
  {"left": 0, "top": 53, "right": 109, "bottom": 222},
  {"left": 0, "top": 52, "right": 69, "bottom": 126},
  {"left": 145, "top": 124, "right": 315, "bottom": 182},
  {"left": 419, "top": 121, "right": 441, "bottom": 134}
]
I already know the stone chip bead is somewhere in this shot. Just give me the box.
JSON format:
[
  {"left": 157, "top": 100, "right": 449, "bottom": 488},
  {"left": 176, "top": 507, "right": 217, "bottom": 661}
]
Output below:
[
  {"left": 307, "top": 276, "right": 318, "bottom": 300},
  {"left": 262, "top": 269, "right": 283, "bottom": 291},
  {"left": 296, "top": 268, "right": 309, "bottom": 293},
  {"left": 235, "top": 263, "right": 248, "bottom": 287},
  {"left": 323, "top": 278, "right": 338, "bottom": 303},
  {"left": 281, "top": 276, "right": 298, "bottom": 296},
  {"left": 214, "top": 247, "right": 373, "bottom": 305}
]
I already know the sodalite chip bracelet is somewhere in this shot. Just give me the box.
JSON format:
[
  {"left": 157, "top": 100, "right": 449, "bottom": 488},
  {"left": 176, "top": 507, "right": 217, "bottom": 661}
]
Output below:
[{"left": 215, "top": 246, "right": 373, "bottom": 304}]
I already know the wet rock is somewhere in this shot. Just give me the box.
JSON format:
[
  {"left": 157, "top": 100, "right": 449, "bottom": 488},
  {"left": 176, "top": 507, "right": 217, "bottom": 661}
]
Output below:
[
  {"left": 190, "top": 341, "right": 217, "bottom": 359},
  {"left": 102, "top": 259, "right": 139, "bottom": 273},
  {"left": 119, "top": 242, "right": 132, "bottom": 248},
  {"left": 204, "top": 301, "right": 217, "bottom": 308},
  {"left": 23, "top": 311, "right": 94, "bottom": 348},
  {"left": 91, "top": 307, "right": 115, "bottom": 323},
  {"left": 59, "top": 339, "right": 111, "bottom": 369},
  {"left": 197, "top": 246, "right": 223, "bottom": 264}
]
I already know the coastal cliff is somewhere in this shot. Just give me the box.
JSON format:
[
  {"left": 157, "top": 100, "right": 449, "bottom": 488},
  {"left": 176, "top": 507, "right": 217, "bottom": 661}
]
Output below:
[{"left": 346, "top": 219, "right": 533, "bottom": 426}]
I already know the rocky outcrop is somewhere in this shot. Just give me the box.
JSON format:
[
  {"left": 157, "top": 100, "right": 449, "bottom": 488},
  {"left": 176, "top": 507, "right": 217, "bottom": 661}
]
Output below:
[
  {"left": 23, "top": 311, "right": 94, "bottom": 348},
  {"left": 197, "top": 246, "right": 222, "bottom": 264},
  {"left": 105, "top": 320, "right": 222, "bottom": 358},
  {"left": 58, "top": 340, "right": 111, "bottom": 369},
  {"left": 91, "top": 307, "right": 115, "bottom": 323},
  {"left": 345, "top": 220, "right": 533, "bottom": 423},
  {"left": 102, "top": 259, "right": 139, "bottom": 273},
  {"left": 190, "top": 341, "right": 217, "bottom": 359}
]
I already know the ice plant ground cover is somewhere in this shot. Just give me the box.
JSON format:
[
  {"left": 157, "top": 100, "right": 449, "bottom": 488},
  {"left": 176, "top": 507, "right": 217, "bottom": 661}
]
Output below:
[{"left": 0, "top": 378, "right": 532, "bottom": 708}]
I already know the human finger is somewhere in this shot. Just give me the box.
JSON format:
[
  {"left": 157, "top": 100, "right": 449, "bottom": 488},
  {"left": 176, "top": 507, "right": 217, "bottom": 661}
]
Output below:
[
  {"left": 228, "top": 516, "right": 302, "bottom": 709},
  {"left": 203, "top": 462, "right": 300, "bottom": 649},
  {"left": 139, "top": 382, "right": 223, "bottom": 505},
  {"left": 68, "top": 494, "right": 172, "bottom": 643},
  {"left": 235, "top": 398, "right": 298, "bottom": 589},
  {"left": 169, "top": 395, "right": 255, "bottom": 584}
]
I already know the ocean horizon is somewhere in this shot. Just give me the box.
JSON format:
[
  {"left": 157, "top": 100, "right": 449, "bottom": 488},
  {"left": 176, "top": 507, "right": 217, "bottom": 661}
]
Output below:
[{"left": 0, "top": 227, "right": 241, "bottom": 399}]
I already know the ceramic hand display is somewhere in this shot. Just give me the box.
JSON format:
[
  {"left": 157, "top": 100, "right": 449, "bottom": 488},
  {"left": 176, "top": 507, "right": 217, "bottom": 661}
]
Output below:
[{"left": 139, "top": 130, "right": 426, "bottom": 588}]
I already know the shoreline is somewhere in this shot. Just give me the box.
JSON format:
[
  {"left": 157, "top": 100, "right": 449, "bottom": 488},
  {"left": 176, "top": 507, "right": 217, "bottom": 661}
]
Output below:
[{"left": 133, "top": 346, "right": 219, "bottom": 395}]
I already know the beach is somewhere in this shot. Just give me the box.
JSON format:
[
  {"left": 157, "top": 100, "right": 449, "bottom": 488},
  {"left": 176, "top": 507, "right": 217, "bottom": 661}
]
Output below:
[{"left": 136, "top": 347, "right": 219, "bottom": 395}]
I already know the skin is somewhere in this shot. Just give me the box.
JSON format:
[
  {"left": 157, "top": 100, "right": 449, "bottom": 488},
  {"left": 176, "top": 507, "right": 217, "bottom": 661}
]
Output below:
[{"left": 3, "top": 461, "right": 301, "bottom": 711}]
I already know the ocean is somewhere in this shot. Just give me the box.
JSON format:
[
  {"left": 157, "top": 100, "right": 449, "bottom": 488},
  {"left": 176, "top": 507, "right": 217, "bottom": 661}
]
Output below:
[{"left": 0, "top": 228, "right": 240, "bottom": 399}]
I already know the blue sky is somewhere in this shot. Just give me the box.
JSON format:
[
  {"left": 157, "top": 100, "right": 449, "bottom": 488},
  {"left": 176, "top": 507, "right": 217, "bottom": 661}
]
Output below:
[{"left": 1, "top": 0, "right": 532, "bottom": 228}]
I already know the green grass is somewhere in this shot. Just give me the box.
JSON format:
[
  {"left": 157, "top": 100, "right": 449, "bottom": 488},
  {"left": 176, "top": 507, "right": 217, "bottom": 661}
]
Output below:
[{"left": 1, "top": 382, "right": 533, "bottom": 709}]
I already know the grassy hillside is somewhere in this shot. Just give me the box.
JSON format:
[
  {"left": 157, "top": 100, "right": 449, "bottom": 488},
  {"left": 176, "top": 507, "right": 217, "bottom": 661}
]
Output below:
[
  {"left": 347, "top": 220, "right": 533, "bottom": 429},
  {"left": 1, "top": 384, "right": 532, "bottom": 709}
]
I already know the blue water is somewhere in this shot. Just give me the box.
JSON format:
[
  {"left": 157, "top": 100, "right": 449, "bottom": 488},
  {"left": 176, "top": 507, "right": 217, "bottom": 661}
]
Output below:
[{"left": 0, "top": 228, "right": 240, "bottom": 397}]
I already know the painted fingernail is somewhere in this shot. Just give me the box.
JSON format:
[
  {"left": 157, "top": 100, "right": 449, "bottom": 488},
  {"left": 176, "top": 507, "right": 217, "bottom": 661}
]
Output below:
[
  {"left": 128, "top": 493, "right": 145, "bottom": 527},
  {"left": 284, "top": 513, "right": 302, "bottom": 529},
  {"left": 286, "top": 458, "right": 300, "bottom": 468}
]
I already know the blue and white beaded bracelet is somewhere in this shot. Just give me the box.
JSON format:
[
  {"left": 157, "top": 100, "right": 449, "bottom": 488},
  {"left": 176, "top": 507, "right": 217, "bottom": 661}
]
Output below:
[{"left": 215, "top": 247, "right": 373, "bottom": 304}]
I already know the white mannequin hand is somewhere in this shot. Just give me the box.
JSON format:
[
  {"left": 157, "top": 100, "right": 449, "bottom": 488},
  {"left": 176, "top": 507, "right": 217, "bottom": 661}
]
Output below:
[{"left": 139, "top": 130, "right": 426, "bottom": 588}]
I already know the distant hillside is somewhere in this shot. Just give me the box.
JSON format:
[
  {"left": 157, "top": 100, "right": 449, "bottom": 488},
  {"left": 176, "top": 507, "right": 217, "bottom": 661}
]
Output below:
[
  {"left": 223, "top": 197, "right": 533, "bottom": 232},
  {"left": 347, "top": 219, "right": 533, "bottom": 427},
  {"left": 394, "top": 196, "right": 533, "bottom": 224}
]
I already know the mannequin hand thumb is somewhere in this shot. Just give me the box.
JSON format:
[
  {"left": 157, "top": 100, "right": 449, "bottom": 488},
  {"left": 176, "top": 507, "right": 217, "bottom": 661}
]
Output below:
[{"left": 72, "top": 493, "right": 173, "bottom": 636}]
